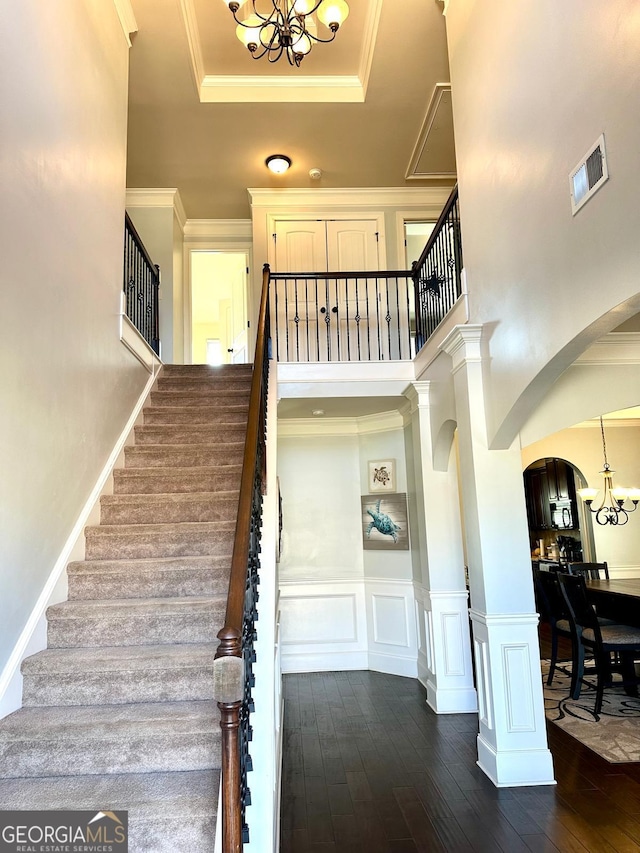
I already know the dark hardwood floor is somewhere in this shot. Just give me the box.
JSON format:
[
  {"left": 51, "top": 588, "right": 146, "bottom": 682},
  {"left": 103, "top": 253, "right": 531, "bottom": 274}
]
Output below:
[{"left": 280, "top": 650, "right": 640, "bottom": 852}]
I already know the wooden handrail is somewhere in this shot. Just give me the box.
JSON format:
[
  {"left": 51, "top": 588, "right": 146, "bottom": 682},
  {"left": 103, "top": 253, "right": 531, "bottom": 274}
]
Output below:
[{"left": 215, "top": 263, "right": 271, "bottom": 853}]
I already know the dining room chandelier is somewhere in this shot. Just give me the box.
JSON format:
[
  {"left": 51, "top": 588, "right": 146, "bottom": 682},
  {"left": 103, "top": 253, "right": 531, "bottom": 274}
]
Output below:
[
  {"left": 222, "top": 0, "right": 350, "bottom": 66},
  {"left": 577, "top": 416, "right": 640, "bottom": 525}
]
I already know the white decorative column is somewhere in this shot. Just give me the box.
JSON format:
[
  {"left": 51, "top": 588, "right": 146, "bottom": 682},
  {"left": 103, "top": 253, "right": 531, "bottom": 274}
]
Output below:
[
  {"left": 441, "top": 326, "right": 555, "bottom": 787},
  {"left": 404, "top": 382, "right": 477, "bottom": 714}
]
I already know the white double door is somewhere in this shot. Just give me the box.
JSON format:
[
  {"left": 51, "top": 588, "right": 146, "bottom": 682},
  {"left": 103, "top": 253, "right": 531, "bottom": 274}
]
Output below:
[{"left": 271, "top": 219, "right": 386, "bottom": 361}]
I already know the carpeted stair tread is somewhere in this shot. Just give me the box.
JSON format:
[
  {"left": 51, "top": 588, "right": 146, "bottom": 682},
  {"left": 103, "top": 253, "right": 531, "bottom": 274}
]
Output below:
[
  {"left": 156, "top": 377, "right": 252, "bottom": 393},
  {"left": 100, "top": 491, "right": 240, "bottom": 525},
  {"left": 150, "top": 390, "right": 250, "bottom": 407},
  {"left": 124, "top": 444, "right": 244, "bottom": 469},
  {"left": 113, "top": 465, "right": 242, "bottom": 494},
  {"left": 0, "top": 701, "right": 220, "bottom": 778},
  {"left": 143, "top": 405, "right": 248, "bottom": 426},
  {"left": 46, "top": 596, "right": 227, "bottom": 648},
  {"left": 21, "top": 643, "right": 218, "bottom": 706},
  {"left": 134, "top": 424, "right": 247, "bottom": 445},
  {"left": 0, "top": 769, "right": 219, "bottom": 852},
  {"left": 85, "top": 521, "right": 235, "bottom": 559},
  {"left": 67, "top": 556, "right": 230, "bottom": 600}
]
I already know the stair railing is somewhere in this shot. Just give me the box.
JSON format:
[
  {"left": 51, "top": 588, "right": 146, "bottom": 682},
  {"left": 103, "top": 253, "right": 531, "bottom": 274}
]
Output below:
[
  {"left": 213, "top": 264, "right": 271, "bottom": 852},
  {"left": 411, "top": 184, "right": 463, "bottom": 353},
  {"left": 123, "top": 213, "right": 160, "bottom": 355}
]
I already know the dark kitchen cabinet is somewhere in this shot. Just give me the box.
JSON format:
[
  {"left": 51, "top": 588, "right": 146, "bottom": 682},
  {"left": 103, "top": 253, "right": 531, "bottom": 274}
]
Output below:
[
  {"left": 547, "top": 459, "right": 572, "bottom": 502},
  {"left": 525, "top": 465, "right": 552, "bottom": 529},
  {"left": 524, "top": 458, "right": 577, "bottom": 531}
]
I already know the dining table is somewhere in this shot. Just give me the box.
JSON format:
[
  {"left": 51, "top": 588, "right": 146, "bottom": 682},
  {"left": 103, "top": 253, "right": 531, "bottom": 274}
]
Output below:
[{"left": 586, "top": 577, "right": 640, "bottom": 628}]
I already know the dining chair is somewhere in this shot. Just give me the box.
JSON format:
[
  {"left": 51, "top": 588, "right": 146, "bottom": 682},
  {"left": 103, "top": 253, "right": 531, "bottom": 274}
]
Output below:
[
  {"left": 557, "top": 572, "right": 640, "bottom": 715},
  {"left": 568, "top": 561, "right": 609, "bottom": 580},
  {"left": 534, "top": 568, "right": 574, "bottom": 686}
]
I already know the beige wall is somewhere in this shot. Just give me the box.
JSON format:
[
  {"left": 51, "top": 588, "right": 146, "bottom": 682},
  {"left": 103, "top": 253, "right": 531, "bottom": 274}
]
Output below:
[
  {"left": 446, "top": 0, "right": 640, "bottom": 446},
  {"left": 0, "top": 0, "right": 148, "bottom": 675}
]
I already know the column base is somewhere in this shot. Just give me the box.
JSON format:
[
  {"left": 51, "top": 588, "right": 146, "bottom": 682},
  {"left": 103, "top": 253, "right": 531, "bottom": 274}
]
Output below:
[
  {"left": 477, "top": 733, "right": 556, "bottom": 787},
  {"left": 426, "top": 679, "right": 478, "bottom": 714}
]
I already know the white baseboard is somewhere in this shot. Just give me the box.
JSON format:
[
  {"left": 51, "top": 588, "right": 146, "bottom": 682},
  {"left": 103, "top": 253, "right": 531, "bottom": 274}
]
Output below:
[
  {"left": 281, "top": 650, "right": 368, "bottom": 673},
  {"left": 609, "top": 565, "right": 640, "bottom": 579},
  {"left": 0, "top": 362, "right": 161, "bottom": 719},
  {"left": 426, "top": 679, "right": 478, "bottom": 714},
  {"left": 368, "top": 651, "right": 418, "bottom": 678}
]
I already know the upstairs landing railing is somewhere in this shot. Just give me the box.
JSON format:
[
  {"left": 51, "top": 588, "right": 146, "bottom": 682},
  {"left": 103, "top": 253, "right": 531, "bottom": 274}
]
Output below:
[
  {"left": 412, "top": 185, "right": 462, "bottom": 352},
  {"left": 213, "top": 264, "right": 271, "bottom": 852},
  {"left": 268, "top": 185, "right": 462, "bottom": 363},
  {"left": 123, "top": 213, "right": 160, "bottom": 356}
]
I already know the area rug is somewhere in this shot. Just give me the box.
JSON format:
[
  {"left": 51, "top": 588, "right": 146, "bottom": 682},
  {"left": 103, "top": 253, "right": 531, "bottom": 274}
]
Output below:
[{"left": 542, "top": 660, "right": 640, "bottom": 763}]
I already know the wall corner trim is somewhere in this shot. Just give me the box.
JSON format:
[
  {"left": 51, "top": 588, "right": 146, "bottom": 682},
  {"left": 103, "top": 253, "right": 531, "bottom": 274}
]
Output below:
[{"left": 112, "top": 0, "right": 138, "bottom": 46}]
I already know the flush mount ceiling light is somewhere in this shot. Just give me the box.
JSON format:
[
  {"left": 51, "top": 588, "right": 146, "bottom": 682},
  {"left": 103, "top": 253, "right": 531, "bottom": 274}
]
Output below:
[
  {"left": 222, "top": 0, "right": 349, "bottom": 67},
  {"left": 578, "top": 416, "right": 640, "bottom": 525},
  {"left": 266, "top": 154, "right": 291, "bottom": 174}
]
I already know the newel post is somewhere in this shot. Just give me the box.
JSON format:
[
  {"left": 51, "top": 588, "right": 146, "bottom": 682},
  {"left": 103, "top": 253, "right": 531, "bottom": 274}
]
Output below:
[{"left": 214, "top": 628, "right": 245, "bottom": 853}]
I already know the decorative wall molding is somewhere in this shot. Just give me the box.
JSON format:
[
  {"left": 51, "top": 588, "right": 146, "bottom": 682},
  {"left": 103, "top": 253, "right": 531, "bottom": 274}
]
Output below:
[
  {"left": 112, "top": 0, "right": 137, "bottom": 46},
  {"left": 279, "top": 577, "right": 418, "bottom": 677},
  {"left": 125, "top": 188, "right": 187, "bottom": 231},
  {"left": 406, "top": 83, "right": 457, "bottom": 181}
]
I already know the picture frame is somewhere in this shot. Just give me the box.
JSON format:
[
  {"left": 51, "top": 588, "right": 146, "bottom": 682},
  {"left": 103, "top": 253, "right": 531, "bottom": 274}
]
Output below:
[
  {"left": 361, "top": 493, "right": 409, "bottom": 550},
  {"left": 368, "top": 459, "right": 396, "bottom": 493}
]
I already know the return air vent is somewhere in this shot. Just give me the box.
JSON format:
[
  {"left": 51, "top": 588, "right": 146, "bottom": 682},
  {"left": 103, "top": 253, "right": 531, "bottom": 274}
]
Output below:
[{"left": 570, "top": 134, "right": 608, "bottom": 215}]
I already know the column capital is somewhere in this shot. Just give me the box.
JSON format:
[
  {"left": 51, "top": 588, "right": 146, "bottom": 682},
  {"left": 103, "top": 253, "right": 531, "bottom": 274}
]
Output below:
[
  {"left": 440, "top": 325, "right": 483, "bottom": 372},
  {"left": 403, "top": 380, "right": 433, "bottom": 413}
]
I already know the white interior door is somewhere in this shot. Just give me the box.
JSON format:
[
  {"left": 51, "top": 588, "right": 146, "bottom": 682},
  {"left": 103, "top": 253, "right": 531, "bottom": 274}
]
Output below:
[{"left": 272, "top": 218, "right": 383, "bottom": 361}]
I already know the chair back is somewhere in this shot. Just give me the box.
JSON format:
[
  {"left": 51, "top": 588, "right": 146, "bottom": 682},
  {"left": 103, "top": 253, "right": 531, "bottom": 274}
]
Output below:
[
  {"left": 568, "top": 561, "right": 609, "bottom": 580},
  {"left": 534, "top": 568, "right": 569, "bottom": 625},
  {"left": 557, "top": 572, "right": 601, "bottom": 639}
]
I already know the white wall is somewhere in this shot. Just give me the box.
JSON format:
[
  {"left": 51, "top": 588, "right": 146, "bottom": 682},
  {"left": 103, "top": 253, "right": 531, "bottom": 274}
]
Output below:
[
  {"left": 445, "top": 0, "right": 640, "bottom": 447},
  {"left": 277, "top": 422, "right": 418, "bottom": 675},
  {"left": 522, "top": 422, "right": 640, "bottom": 576},
  {"left": 0, "top": 0, "right": 148, "bottom": 677}
]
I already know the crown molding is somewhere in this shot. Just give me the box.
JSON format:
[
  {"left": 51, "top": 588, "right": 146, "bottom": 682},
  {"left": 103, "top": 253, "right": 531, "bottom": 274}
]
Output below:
[
  {"left": 179, "top": 0, "right": 205, "bottom": 96},
  {"left": 125, "top": 189, "right": 186, "bottom": 230},
  {"left": 358, "top": 0, "right": 383, "bottom": 97},
  {"left": 200, "top": 74, "right": 365, "bottom": 104},
  {"left": 278, "top": 409, "right": 404, "bottom": 438},
  {"left": 574, "top": 332, "right": 640, "bottom": 365},
  {"left": 184, "top": 219, "right": 252, "bottom": 240},
  {"left": 112, "top": 0, "right": 137, "bottom": 46},
  {"left": 249, "top": 186, "right": 452, "bottom": 209}
]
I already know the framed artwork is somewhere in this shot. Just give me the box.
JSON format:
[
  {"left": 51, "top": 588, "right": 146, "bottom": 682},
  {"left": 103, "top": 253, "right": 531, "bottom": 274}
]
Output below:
[
  {"left": 361, "top": 493, "right": 409, "bottom": 550},
  {"left": 368, "top": 459, "right": 396, "bottom": 493}
]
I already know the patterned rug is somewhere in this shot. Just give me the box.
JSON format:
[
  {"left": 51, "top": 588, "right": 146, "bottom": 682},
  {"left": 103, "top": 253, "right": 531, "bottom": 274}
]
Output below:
[{"left": 543, "top": 660, "right": 640, "bottom": 763}]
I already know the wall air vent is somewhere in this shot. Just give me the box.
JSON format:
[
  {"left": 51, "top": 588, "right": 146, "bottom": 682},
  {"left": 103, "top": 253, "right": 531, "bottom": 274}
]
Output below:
[{"left": 570, "top": 133, "right": 609, "bottom": 215}]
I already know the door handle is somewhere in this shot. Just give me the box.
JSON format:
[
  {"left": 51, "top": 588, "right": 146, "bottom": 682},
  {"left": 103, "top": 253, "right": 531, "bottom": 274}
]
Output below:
[
  {"left": 227, "top": 348, "right": 233, "bottom": 352},
  {"left": 331, "top": 306, "right": 338, "bottom": 314}
]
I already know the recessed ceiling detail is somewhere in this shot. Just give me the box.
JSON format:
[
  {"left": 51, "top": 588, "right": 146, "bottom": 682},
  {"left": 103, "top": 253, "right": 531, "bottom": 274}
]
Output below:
[
  {"left": 179, "top": 0, "right": 382, "bottom": 103},
  {"left": 406, "top": 82, "right": 457, "bottom": 180}
]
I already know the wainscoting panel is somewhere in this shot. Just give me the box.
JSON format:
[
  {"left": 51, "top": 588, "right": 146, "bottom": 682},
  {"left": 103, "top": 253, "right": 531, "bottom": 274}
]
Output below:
[
  {"left": 279, "top": 580, "right": 368, "bottom": 673},
  {"left": 279, "top": 578, "right": 419, "bottom": 677}
]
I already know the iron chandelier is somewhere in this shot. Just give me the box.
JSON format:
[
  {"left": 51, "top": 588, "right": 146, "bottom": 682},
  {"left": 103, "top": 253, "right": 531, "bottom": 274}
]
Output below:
[
  {"left": 577, "top": 416, "right": 640, "bottom": 525},
  {"left": 222, "top": 0, "right": 350, "bottom": 66}
]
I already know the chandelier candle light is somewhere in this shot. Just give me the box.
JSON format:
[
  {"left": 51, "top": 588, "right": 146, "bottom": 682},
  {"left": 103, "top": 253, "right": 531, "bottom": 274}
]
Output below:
[
  {"left": 577, "top": 416, "right": 640, "bottom": 526},
  {"left": 222, "top": 0, "right": 350, "bottom": 66}
]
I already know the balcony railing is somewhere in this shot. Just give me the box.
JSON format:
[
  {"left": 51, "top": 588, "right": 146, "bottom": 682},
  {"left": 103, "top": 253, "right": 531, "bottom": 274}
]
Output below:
[
  {"left": 268, "top": 186, "right": 463, "bottom": 364},
  {"left": 411, "top": 185, "right": 462, "bottom": 352},
  {"left": 123, "top": 213, "right": 160, "bottom": 356},
  {"left": 269, "top": 270, "right": 414, "bottom": 362}
]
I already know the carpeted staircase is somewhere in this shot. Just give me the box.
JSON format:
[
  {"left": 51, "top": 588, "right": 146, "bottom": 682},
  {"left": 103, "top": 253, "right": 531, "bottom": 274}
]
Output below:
[{"left": 0, "top": 363, "right": 252, "bottom": 852}]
